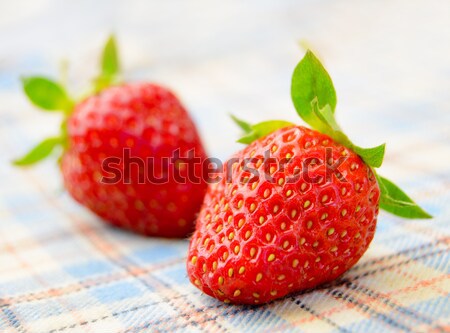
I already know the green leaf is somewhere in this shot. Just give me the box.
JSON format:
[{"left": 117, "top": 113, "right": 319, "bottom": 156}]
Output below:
[
  {"left": 313, "top": 102, "right": 338, "bottom": 129},
  {"left": 309, "top": 100, "right": 385, "bottom": 167},
  {"left": 291, "top": 50, "right": 337, "bottom": 131},
  {"left": 352, "top": 144, "right": 386, "bottom": 168},
  {"left": 13, "top": 137, "right": 62, "bottom": 166},
  {"left": 237, "top": 120, "right": 294, "bottom": 144},
  {"left": 101, "top": 35, "right": 120, "bottom": 78},
  {"left": 93, "top": 35, "right": 121, "bottom": 93},
  {"left": 376, "top": 174, "right": 432, "bottom": 219},
  {"left": 22, "top": 77, "right": 72, "bottom": 111},
  {"left": 230, "top": 114, "right": 252, "bottom": 133}
]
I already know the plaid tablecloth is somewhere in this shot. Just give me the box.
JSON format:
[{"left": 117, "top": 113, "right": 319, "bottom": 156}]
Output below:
[{"left": 1, "top": 1, "right": 449, "bottom": 332}]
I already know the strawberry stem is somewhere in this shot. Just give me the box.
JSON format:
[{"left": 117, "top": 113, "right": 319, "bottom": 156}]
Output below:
[
  {"left": 231, "top": 49, "right": 432, "bottom": 220},
  {"left": 13, "top": 35, "right": 122, "bottom": 166}
]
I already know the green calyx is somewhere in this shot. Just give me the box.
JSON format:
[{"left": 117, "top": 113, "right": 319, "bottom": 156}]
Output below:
[
  {"left": 376, "top": 174, "right": 432, "bottom": 219},
  {"left": 13, "top": 35, "right": 121, "bottom": 166},
  {"left": 93, "top": 35, "right": 121, "bottom": 93},
  {"left": 233, "top": 50, "right": 432, "bottom": 219},
  {"left": 232, "top": 115, "right": 295, "bottom": 145}
]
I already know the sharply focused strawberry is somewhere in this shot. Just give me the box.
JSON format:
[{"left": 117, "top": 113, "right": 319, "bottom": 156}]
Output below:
[
  {"left": 187, "top": 50, "right": 431, "bottom": 304},
  {"left": 14, "top": 36, "right": 207, "bottom": 238}
]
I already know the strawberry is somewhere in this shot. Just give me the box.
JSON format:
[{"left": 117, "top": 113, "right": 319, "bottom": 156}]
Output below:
[
  {"left": 60, "top": 82, "right": 207, "bottom": 237},
  {"left": 187, "top": 50, "right": 431, "bottom": 304},
  {"left": 14, "top": 36, "right": 207, "bottom": 238}
]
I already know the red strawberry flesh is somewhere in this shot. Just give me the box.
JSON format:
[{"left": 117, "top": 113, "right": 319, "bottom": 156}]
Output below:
[
  {"left": 187, "top": 125, "right": 379, "bottom": 304},
  {"left": 62, "top": 83, "right": 207, "bottom": 237}
]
